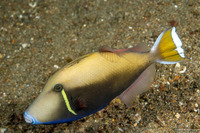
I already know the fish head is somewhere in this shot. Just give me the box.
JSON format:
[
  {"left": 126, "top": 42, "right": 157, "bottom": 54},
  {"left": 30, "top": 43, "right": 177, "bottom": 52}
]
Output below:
[{"left": 24, "top": 70, "right": 80, "bottom": 124}]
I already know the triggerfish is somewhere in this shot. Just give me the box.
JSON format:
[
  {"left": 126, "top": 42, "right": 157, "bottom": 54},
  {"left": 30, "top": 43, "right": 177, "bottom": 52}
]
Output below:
[{"left": 24, "top": 27, "right": 185, "bottom": 124}]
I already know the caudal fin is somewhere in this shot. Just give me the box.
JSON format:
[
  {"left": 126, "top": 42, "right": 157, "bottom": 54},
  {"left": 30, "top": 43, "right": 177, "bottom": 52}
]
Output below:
[{"left": 151, "top": 27, "right": 185, "bottom": 64}]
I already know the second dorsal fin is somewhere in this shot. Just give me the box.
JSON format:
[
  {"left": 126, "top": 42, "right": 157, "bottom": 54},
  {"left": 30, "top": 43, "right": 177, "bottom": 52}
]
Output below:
[
  {"left": 99, "top": 46, "right": 127, "bottom": 55},
  {"left": 126, "top": 43, "right": 149, "bottom": 52},
  {"left": 99, "top": 43, "right": 149, "bottom": 55}
]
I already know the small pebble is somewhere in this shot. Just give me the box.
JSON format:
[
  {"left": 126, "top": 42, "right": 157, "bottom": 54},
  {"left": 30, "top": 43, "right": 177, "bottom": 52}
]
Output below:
[
  {"left": 118, "top": 127, "right": 123, "bottom": 132},
  {"left": 135, "top": 113, "right": 141, "bottom": 123},
  {"left": 128, "top": 45, "right": 133, "bottom": 48},
  {"left": 175, "top": 113, "right": 180, "bottom": 118},
  {"left": 157, "top": 116, "right": 166, "bottom": 126},
  {"left": 194, "top": 109, "right": 198, "bottom": 112},
  {"left": 29, "top": 2, "right": 37, "bottom": 8},
  {"left": 49, "top": 55, "right": 53, "bottom": 59},
  {"left": 0, "top": 53, "right": 3, "bottom": 58},
  {"left": 54, "top": 65, "right": 59, "bottom": 69},
  {"left": 175, "top": 63, "right": 186, "bottom": 73},
  {"left": 179, "top": 102, "right": 183, "bottom": 106},
  {"left": 194, "top": 103, "right": 198, "bottom": 108},
  {"left": 134, "top": 123, "right": 137, "bottom": 127},
  {"left": 35, "top": 16, "right": 40, "bottom": 19},
  {"left": 19, "top": 14, "right": 23, "bottom": 18},
  {"left": 1, "top": 128, "right": 7, "bottom": 133},
  {"left": 22, "top": 43, "right": 30, "bottom": 48},
  {"left": 179, "top": 66, "right": 186, "bottom": 73},
  {"left": 72, "top": 38, "right": 77, "bottom": 41}
]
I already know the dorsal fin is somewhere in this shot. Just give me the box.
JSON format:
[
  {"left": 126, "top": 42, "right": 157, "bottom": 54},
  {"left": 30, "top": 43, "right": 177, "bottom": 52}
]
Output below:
[
  {"left": 64, "top": 53, "right": 92, "bottom": 68},
  {"left": 126, "top": 43, "right": 150, "bottom": 52},
  {"left": 99, "top": 46, "right": 115, "bottom": 52},
  {"left": 99, "top": 43, "right": 149, "bottom": 55},
  {"left": 118, "top": 63, "right": 155, "bottom": 107},
  {"left": 99, "top": 46, "right": 125, "bottom": 55}
]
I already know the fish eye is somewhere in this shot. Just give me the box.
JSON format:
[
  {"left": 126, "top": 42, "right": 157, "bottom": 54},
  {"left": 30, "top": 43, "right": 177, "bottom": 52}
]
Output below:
[{"left": 53, "top": 84, "right": 63, "bottom": 92}]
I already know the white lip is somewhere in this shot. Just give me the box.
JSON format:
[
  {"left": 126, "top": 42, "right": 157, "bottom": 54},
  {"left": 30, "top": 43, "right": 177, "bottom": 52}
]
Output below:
[{"left": 24, "top": 112, "right": 33, "bottom": 124}]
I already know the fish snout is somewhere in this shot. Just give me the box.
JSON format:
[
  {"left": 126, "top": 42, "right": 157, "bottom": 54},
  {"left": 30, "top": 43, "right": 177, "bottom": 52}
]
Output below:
[{"left": 24, "top": 111, "right": 38, "bottom": 124}]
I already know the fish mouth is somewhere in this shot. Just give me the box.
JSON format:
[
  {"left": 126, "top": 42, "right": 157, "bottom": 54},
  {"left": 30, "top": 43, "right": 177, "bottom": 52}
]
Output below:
[
  {"left": 24, "top": 111, "right": 41, "bottom": 124},
  {"left": 24, "top": 112, "right": 33, "bottom": 124},
  {"left": 23, "top": 111, "right": 65, "bottom": 125}
]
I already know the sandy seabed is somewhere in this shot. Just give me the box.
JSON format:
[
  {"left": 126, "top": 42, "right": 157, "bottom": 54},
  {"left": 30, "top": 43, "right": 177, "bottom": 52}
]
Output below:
[{"left": 0, "top": 0, "right": 199, "bottom": 132}]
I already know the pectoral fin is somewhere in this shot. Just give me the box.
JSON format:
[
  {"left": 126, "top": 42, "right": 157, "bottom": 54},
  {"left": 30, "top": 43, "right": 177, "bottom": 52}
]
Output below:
[
  {"left": 75, "top": 97, "right": 87, "bottom": 110},
  {"left": 118, "top": 63, "right": 156, "bottom": 107}
]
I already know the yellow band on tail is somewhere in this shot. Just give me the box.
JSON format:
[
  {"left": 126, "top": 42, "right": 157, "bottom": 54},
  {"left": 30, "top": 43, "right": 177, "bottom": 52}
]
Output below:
[
  {"left": 61, "top": 89, "right": 77, "bottom": 115},
  {"left": 151, "top": 27, "right": 185, "bottom": 64}
]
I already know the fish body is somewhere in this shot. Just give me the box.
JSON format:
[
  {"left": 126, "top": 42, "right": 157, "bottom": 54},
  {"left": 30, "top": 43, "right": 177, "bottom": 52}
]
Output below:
[{"left": 24, "top": 27, "right": 185, "bottom": 124}]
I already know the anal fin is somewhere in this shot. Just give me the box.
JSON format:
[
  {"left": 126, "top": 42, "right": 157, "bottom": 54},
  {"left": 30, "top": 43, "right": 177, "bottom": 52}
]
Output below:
[{"left": 118, "top": 63, "right": 156, "bottom": 107}]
